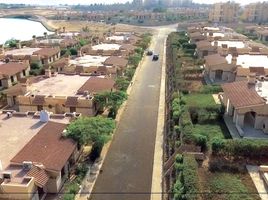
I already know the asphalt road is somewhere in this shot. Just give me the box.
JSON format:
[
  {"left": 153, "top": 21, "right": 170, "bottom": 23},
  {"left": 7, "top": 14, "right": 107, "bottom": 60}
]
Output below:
[{"left": 90, "top": 28, "right": 174, "bottom": 200}]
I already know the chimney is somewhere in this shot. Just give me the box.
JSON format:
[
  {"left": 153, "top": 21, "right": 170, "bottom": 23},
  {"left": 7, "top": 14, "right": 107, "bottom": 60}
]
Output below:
[
  {"left": 21, "top": 83, "right": 28, "bottom": 94},
  {"left": 17, "top": 41, "right": 21, "bottom": 49},
  {"left": 248, "top": 73, "right": 256, "bottom": 85},
  {"left": 45, "top": 69, "right": 52, "bottom": 78},
  {"left": 231, "top": 52, "right": 238, "bottom": 65}
]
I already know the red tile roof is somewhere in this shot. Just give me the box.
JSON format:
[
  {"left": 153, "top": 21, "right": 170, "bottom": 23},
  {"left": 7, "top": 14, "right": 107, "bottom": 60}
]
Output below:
[
  {"left": 27, "top": 166, "right": 49, "bottom": 187},
  {"left": 205, "top": 54, "right": 227, "bottom": 66},
  {"left": 0, "top": 62, "right": 29, "bottom": 77},
  {"left": 33, "top": 48, "right": 60, "bottom": 58},
  {"left": 222, "top": 81, "right": 266, "bottom": 108},
  {"left": 77, "top": 77, "right": 115, "bottom": 94},
  {"left": 11, "top": 122, "right": 76, "bottom": 171},
  {"left": 104, "top": 56, "right": 128, "bottom": 68}
]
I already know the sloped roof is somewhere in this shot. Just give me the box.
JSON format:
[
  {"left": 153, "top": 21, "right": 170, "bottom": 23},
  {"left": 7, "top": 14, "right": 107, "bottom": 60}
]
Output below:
[
  {"left": 205, "top": 54, "right": 227, "bottom": 66},
  {"left": 33, "top": 48, "right": 60, "bottom": 58},
  {"left": 104, "top": 56, "right": 128, "bottom": 67},
  {"left": 222, "top": 81, "right": 266, "bottom": 108},
  {"left": 77, "top": 77, "right": 115, "bottom": 94},
  {"left": 27, "top": 166, "right": 49, "bottom": 188},
  {"left": 11, "top": 122, "right": 76, "bottom": 171},
  {"left": 0, "top": 62, "right": 29, "bottom": 77}
]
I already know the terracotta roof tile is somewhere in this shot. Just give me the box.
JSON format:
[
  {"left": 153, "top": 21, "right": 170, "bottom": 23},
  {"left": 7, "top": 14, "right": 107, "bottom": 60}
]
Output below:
[
  {"left": 0, "top": 62, "right": 29, "bottom": 76},
  {"left": 222, "top": 81, "right": 266, "bottom": 108},
  {"left": 32, "top": 95, "right": 46, "bottom": 105},
  {"left": 11, "top": 122, "right": 76, "bottom": 171},
  {"left": 104, "top": 56, "right": 128, "bottom": 68},
  {"left": 27, "top": 166, "right": 49, "bottom": 187},
  {"left": 65, "top": 96, "right": 78, "bottom": 107},
  {"left": 33, "top": 48, "right": 60, "bottom": 58},
  {"left": 77, "top": 77, "right": 115, "bottom": 94},
  {"left": 205, "top": 54, "right": 227, "bottom": 66}
]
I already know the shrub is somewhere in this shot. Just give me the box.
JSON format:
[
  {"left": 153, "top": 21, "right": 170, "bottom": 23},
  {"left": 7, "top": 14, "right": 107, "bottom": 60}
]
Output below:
[
  {"left": 193, "top": 134, "right": 207, "bottom": 151},
  {"left": 66, "top": 183, "right": 80, "bottom": 195},
  {"left": 212, "top": 139, "right": 268, "bottom": 159},
  {"left": 63, "top": 194, "right": 75, "bottom": 200},
  {"left": 69, "top": 48, "right": 78, "bottom": 55},
  {"left": 90, "top": 140, "right": 105, "bottom": 161},
  {"left": 173, "top": 178, "right": 184, "bottom": 200},
  {"left": 182, "top": 155, "right": 200, "bottom": 200}
]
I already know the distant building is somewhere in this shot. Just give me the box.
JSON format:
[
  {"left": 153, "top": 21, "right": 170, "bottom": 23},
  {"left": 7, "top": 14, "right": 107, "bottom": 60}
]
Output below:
[
  {"left": 132, "top": 0, "right": 143, "bottom": 8},
  {"left": 144, "top": 0, "right": 159, "bottom": 7},
  {"left": 242, "top": 2, "right": 268, "bottom": 23},
  {"left": 209, "top": 2, "right": 240, "bottom": 23}
]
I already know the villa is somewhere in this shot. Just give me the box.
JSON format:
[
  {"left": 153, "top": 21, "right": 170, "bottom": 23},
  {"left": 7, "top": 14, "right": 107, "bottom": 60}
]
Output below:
[
  {"left": 3, "top": 47, "right": 60, "bottom": 67},
  {"left": 0, "top": 61, "right": 30, "bottom": 89},
  {"left": 4, "top": 73, "right": 115, "bottom": 116},
  {"left": 222, "top": 77, "right": 268, "bottom": 138},
  {"left": 0, "top": 112, "right": 78, "bottom": 200}
]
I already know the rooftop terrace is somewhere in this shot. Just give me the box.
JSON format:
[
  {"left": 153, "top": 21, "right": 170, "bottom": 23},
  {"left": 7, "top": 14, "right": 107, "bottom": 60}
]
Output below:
[
  {"left": 5, "top": 48, "right": 41, "bottom": 56},
  {"left": 69, "top": 55, "right": 109, "bottom": 67},
  {"left": 27, "top": 74, "right": 90, "bottom": 96},
  {"left": 92, "top": 44, "right": 121, "bottom": 51},
  {"left": 226, "top": 54, "right": 268, "bottom": 68}
]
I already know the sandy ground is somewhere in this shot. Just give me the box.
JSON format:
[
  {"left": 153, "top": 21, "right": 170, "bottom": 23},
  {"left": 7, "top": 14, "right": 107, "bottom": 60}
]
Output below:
[{"left": 48, "top": 20, "right": 151, "bottom": 34}]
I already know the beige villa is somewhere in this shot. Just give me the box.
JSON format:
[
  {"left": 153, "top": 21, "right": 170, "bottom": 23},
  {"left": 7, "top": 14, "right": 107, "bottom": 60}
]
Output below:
[
  {"left": 222, "top": 78, "right": 268, "bottom": 136},
  {"left": 3, "top": 47, "right": 60, "bottom": 67},
  {"left": 0, "top": 121, "right": 79, "bottom": 200},
  {"left": 204, "top": 53, "right": 236, "bottom": 83},
  {"left": 4, "top": 73, "right": 115, "bottom": 116},
  {"left": 0, "top": 61, "right": 30, "bottom": 89}
]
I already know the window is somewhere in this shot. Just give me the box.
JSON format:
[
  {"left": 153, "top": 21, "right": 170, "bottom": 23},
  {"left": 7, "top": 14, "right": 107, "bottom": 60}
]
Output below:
[
  {"left": 70, "top": 107, "right": 76, "bottom": 113},
  {"left": 48, "top": 104, "right": 53, "bottom": 109},
  {"left": 37, "top": 105, "right": 43, "bottom": 111},
  {"left": 0, "top": 80, "right": 2, "bottom": 87},
  {"left": 41, "top": 59, "right": 45, "bottom": 65},
  {"left": 10, "top": 76, "right": 14, "bottom": 83},
  {"left": 23, "top": 70, "right": 26, "bottom": 76}
]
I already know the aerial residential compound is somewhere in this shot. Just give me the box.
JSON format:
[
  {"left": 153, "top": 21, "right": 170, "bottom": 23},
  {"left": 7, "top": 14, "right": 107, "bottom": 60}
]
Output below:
[
  {"left": 242, "top": 1, "right": 268, "bottom": 23},
  {"left": 209, "top": 2, "right": 240, "bottom": 23}
]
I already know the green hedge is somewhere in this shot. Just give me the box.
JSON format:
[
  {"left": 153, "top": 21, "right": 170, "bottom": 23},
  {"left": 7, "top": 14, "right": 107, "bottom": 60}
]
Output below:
[
  {"left": 181, "top": 155, "right": 201, "bottom": 200},
  {"left": 212, "top": 138, "right": 268, "bottom": 158}
]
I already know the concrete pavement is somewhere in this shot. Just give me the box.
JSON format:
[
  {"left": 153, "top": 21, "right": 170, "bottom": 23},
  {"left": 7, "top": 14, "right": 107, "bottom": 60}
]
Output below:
[{"left": 89, "top": 28, "right": 175, "bottom": 200}]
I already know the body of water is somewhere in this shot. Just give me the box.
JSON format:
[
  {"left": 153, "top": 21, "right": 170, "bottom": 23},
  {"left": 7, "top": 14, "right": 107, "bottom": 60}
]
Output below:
[{"left": 0, "top": 18, "right": 54, "bottom": 44}]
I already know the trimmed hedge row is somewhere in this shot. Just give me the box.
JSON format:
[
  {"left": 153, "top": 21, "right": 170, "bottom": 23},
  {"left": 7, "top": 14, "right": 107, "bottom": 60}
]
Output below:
[
  {"left": 173, "top": 154, "right": 201, "bottom": 200},
  {"left": 181, "top": 155, "right": 201, "bottom": 200},
  {"left": 212, "top": 138, "right": 268, "bottom": 158}
]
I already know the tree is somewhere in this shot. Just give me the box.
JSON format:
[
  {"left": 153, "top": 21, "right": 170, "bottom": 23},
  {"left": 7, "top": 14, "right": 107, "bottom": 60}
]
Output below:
[
  {"left": 5, "top": 39, "right": 17, "bottom": 48},
  {"left": 69, "top": 48, "right": 78, "bottom": 55},
  {"left": 115, "top": 77, "right": 130, "bottom": 91},
  {"left": 94, "top": 91, "right": 128, "bottom": 118},
  {"left": 66, "top": 116, "right": 115, "bottom": 146},
  {"left": 128, "top": 53, "right": 142, "bottom": 67}
]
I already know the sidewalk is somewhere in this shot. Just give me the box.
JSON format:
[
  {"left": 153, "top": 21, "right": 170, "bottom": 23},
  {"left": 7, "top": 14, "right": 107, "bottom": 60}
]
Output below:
[{"left": 150, "top": 37, "right": 166, "bottom": 200}]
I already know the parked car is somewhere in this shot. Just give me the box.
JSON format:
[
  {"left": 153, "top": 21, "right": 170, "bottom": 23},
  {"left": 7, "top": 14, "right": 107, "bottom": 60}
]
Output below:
[
  {"left": 147, "top": 50, "right": 153, "bottom": 56},
  {"left": 152, "top": 54, "right": 159, "bottom": 61}
]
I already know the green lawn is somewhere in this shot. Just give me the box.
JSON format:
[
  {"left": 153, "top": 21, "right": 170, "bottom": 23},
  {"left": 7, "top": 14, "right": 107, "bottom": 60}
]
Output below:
[
  {"left": 192, "top": 122, "right": 231, "bottom": 142},
  {"left": 184, "top": 93, "right": 219, "bottom": 109},
  {"left": 206, "top": 173, "right": 260, "bottom": 200}
]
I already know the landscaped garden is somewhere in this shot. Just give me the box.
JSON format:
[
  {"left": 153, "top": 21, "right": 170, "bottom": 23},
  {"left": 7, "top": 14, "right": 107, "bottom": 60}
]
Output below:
[{"left": 166, "top": 32, "right": 262, "bottom": 200}]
